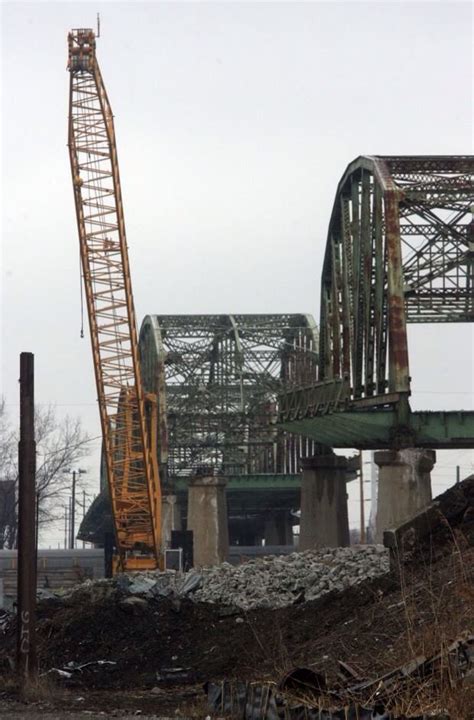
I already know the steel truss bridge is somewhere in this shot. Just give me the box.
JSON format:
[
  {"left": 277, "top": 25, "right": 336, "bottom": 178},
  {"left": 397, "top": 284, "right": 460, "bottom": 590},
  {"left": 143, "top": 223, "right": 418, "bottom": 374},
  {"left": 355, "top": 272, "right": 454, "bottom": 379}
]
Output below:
[
  {"left": 139, "top": 314, "right": 319, "bottom": 489},
  {"left": 80, "top": 155, "right": 473, "bottom": 547},
  {"left": 81, "top": 315, "right": 322, "bottom": 546},
  {"left": 280, "top": 155, "right": 474, "bottom": 449}
]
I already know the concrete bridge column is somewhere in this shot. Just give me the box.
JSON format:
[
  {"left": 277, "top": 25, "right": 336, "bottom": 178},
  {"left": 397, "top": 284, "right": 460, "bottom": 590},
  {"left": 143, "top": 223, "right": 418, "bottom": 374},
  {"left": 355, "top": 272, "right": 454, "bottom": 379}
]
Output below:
[
  {"left": 187, "top": 475, "right": 229, "bottom": 567},
  {"left": 374, "top": 449, "right": 435, "bottom": 543},
  {"left": 264, "top": 511, "right": 294, "bottom": 546},
  {"left": 161, "top": 494, "right": 182, "bottom": 549},
  {"left": 299, "top": 456, "right": 350, "bottom": 550}
]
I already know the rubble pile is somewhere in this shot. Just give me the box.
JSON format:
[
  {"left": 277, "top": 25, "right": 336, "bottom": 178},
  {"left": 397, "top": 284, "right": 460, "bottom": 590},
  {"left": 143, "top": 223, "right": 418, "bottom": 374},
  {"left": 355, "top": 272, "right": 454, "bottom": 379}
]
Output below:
[
  {"left": 190, "top": 545, "right": 389, "bottom": 609},
  {"left": 55, "top": 544, "right": 389, "bottom": 611}
]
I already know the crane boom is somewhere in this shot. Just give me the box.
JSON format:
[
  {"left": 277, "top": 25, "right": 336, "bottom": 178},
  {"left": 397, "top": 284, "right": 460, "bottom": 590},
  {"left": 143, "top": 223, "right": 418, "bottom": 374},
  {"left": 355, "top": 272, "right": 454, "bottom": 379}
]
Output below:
[{"left": 67, "top": 29, "right": 161, "bottom": 570}]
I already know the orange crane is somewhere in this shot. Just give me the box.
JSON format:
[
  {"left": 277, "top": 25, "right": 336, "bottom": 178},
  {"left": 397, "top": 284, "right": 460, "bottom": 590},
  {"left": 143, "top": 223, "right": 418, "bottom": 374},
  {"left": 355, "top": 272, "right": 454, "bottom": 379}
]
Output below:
[{"left": 67, "top": 28, "right": 161, "bottom": 571}]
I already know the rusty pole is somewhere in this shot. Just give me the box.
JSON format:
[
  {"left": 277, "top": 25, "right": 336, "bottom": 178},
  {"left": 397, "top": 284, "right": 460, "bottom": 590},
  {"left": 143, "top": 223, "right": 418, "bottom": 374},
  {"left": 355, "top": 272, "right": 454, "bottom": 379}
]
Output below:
[{"left": 17, "top": 352, "right": 38, "bottom": 680}]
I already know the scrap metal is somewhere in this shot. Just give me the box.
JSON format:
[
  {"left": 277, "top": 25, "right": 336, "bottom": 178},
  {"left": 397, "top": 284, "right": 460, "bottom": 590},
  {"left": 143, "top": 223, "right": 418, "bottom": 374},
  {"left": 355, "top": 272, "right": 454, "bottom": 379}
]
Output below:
[{"left": 207, "top": 634, "right": 473, "bottom": 719}]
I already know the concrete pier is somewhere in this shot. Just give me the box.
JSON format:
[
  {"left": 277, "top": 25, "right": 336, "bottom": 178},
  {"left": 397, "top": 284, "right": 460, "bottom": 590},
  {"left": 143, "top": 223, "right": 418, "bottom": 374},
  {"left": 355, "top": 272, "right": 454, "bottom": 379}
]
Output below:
[
  {"left": 161, "top": 494, "right": 181, "bottom": 549},
  {"left": 264, "top": 511, "right": 294, "bottom": 546},
  {"left": 187, "top": 475, "right": 229, "bottom": 566},
  {"left": 374, "top": 448, "right": 435, "bottom": 542},
  {"left": 299, "top": 455, "right": 350, "bottom": 550}
]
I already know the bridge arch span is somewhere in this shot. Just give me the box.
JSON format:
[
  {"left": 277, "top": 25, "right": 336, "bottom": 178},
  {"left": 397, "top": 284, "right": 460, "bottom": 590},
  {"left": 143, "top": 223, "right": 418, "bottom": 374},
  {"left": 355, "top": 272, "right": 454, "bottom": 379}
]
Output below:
[
  {"left": 139, "top": 314, "right": 319, "bottom": 486},
  {"left": 319, "top": 155, "right": 473, "bottom": 406}
]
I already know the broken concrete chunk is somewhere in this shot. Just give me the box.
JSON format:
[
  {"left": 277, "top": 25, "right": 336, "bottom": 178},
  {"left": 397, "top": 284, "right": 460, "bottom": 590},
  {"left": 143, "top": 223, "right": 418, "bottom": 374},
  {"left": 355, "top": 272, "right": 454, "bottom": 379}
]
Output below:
[
  {"left": 127, "top": 577, "right": 157, "bottom": 596},
  {"left": 179, "top": 571, "right": 202, "bottom": 595}
]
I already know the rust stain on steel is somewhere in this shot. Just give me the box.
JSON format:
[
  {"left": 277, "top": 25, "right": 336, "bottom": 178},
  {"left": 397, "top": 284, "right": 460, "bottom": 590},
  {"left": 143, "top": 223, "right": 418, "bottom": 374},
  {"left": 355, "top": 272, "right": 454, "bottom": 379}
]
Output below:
[
  {"left": 372, "top": 157, "right": 410, "bottom": 395},
  {"left": 384, "top": 190, "right": 410, "bottom": 393}
]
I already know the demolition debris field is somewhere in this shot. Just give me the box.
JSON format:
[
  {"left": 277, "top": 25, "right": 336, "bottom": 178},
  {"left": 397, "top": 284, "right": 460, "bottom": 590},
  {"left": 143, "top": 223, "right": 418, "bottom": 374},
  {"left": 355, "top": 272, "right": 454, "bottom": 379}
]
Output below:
[{"left": 0, "top": 478, "right": 473, "bottom": 718}]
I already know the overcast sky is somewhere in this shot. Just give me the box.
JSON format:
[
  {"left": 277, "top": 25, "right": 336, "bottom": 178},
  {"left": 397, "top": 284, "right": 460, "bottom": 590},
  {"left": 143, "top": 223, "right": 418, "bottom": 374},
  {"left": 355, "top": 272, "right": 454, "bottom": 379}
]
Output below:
[{"left": 1, "top": 1, "right": 473, "bottom": 545}]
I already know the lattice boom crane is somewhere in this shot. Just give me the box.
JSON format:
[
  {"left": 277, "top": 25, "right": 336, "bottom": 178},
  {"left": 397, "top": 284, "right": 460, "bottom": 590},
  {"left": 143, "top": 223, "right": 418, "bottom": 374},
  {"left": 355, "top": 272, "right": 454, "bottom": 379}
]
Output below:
[{"left": 67, "top": 28, "right": 161, "bottom": 571}]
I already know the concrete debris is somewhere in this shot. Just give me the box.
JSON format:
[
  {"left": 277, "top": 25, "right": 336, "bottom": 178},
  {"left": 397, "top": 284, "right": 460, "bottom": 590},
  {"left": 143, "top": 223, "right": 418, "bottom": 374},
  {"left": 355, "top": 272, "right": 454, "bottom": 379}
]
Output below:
[
  {"left": 189, "top": 545, "right": 389, "bottom": 609},
  {"left": 45, "top": 660, "right": 118, "bottom": 681},
  {"left": 47, "top": 544, "right": 389, "bottom": 612}
]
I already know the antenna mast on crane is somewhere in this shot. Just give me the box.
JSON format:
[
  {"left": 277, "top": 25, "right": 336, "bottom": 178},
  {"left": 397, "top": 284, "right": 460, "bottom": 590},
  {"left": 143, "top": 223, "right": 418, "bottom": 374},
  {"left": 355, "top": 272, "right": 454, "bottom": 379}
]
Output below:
[{"left": 67, "top": 28, "right": 161, "bottom": 571}]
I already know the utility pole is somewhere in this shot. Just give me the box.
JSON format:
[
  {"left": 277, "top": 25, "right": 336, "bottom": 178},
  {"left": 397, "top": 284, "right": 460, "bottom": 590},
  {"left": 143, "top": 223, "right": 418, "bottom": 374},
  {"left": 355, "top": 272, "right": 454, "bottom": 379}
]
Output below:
[
  {"left": 359, "top": 450, "right": 366, "bottom": 544},
  {"left": 70, "top": 471, "right": 76, "bottom": 549},
  {"left": 82, "top": 490, "right": 86, "bottom": 548},
  {"left": 68, "top": 496, "right": 73, "bottom": 549},
  {"left": 64, "top": 469, "right": 87, "bottom": 549},
  {"left": 17, "top": 352, "right": 38, "bottom": 680},
  {"left": 456, "top": 465, "right": 460, "bottom": 484}
]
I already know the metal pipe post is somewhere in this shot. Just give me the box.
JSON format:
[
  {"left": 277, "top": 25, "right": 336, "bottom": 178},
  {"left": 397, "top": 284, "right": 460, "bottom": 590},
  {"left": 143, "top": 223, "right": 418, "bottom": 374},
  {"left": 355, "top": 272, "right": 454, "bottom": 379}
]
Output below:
[{"left": 17, "top": 352, "right": 38, "bottom": 679}]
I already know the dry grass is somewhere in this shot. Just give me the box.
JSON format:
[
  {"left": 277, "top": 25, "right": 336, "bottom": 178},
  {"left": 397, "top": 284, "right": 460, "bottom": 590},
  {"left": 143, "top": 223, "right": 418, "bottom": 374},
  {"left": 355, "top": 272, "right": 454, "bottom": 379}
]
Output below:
[
  {"left": 245, "top": 613, "right": 293, "bottom": 679},
  {"left": 17, "top": 673, "right": 70, "bottom": 705},
  {"left": 376, "top": 530, "right": 474, "bottom": 719},
  {"left": 238, "top": 526, "right": 474, "bottom": 719},
  {"left": 176, "top": 692, "right": 234, "bottom": 718}
]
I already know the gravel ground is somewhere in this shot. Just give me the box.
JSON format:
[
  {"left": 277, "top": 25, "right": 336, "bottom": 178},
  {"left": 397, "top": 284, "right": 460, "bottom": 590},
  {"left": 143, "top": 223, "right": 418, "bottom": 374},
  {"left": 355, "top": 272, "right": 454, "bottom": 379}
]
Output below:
[{"left": 0, "top": 687, "right": 209, "bottom": 718}]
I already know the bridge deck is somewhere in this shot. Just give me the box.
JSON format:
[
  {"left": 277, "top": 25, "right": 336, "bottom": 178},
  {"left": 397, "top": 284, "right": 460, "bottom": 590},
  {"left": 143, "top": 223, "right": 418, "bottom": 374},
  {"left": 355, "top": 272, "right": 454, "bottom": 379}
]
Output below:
[{"left": 281, "top": 410, "right": 474, "bottom": 450}]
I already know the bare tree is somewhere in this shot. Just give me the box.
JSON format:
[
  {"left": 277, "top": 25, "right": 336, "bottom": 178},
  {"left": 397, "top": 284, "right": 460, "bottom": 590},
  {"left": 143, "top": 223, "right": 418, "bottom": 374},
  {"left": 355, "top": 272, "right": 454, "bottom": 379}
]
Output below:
[
  {"left": 0, "top": 399, "right": 18, "bottom": 548},
  {"left": 0, "top": 400, "right": 91, "bottom": 548}
]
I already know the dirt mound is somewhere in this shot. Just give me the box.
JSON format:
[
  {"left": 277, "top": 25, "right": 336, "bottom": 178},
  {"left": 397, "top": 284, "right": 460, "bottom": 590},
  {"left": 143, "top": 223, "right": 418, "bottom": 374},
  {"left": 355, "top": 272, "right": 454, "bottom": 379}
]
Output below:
[{"left": 0, "top": 478, "right": 472, "bottom": 717}]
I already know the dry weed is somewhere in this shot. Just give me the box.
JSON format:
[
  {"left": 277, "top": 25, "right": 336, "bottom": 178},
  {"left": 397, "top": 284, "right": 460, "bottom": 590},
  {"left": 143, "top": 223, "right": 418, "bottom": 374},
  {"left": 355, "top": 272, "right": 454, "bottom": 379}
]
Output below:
[{"left": 18, "top": 673, "right": 69, "bottom": 705}]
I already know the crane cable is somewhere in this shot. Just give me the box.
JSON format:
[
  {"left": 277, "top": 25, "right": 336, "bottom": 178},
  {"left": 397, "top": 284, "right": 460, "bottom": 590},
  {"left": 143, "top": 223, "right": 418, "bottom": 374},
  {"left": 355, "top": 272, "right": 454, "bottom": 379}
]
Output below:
[{"left": 79, "top": 248, "right": 85, "bottom": 338}]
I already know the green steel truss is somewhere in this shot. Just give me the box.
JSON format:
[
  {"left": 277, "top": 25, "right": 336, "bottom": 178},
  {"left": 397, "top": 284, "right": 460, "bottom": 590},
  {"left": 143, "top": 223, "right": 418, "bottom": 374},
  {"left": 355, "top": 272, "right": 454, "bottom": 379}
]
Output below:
[
  {"left": 280, "top": 156, "right": 474, "bottom": 448},
  {"left": 139, "top": 314, "right": 319, "bottom": 488}
]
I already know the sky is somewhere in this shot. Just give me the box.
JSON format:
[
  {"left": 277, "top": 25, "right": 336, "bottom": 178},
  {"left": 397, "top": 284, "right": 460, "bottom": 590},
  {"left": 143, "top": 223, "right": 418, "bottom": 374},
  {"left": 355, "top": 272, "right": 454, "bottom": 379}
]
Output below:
[{"left": 1, "top": 0, "right": 473, "bottom": 546}]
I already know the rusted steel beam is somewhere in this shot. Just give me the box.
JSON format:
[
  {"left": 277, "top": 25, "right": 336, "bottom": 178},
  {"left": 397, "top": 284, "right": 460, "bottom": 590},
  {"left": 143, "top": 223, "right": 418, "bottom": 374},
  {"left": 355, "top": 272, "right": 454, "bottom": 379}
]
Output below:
[
  {"left": 340, "top": 197, "right": 352, "bottom": 379},
  {"left": 383, "top": 191, "right": 410, "bottom": 394},
  {"left": 373, "top": 182, "right": 386, "bottom": 394},
  {"left": 361, "top": 170, "right": 374, "bottom": 396},
  {"left": 351, "top": 177, "right": 363, "bottom": 397},
  {"left": 330, "top": 233, "right": 341, "bottom": 378}
]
